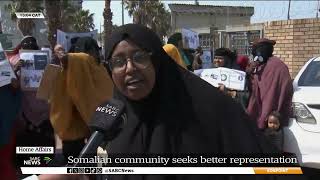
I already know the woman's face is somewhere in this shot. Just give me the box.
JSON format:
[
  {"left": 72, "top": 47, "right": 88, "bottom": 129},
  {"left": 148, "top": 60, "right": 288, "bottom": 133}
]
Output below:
[
  {"left": 110, "top": 40, "right": 156, "bottom": 101},
  {"left": 213, "top": 56, "right": 225, "bottom": 67}
]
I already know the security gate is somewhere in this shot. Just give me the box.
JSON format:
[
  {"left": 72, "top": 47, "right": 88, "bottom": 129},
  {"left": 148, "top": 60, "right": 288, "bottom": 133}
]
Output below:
[{"left": 228, "top": 30, "right": 261, "bottom": 55}]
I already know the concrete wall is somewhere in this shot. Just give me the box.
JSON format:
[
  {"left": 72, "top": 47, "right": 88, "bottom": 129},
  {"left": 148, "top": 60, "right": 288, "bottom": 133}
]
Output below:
[{"left": 264, "top": 18, "right": 320, "bottom": 77}]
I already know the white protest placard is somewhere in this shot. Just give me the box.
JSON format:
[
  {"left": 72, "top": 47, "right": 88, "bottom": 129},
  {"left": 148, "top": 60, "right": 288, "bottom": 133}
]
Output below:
[
  {"left": 0, "top": 43, "right": 16, "bottom": 87},
  {"left": 199, "top": 67, "right": 246, "bottom": 91},
  {"left": 181, "top": 28, "right": 199, "bottom": 49},
  {"left": 19, "top": 50, "right": 49, "bottom": 91},
  {"left": 57, "top": 29, "right": 98, "bottom": 52}
]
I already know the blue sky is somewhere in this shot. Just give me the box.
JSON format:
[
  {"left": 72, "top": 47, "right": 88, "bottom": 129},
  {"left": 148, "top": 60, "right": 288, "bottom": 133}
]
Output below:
[{"left": 82, "top": 0, "right": 320, "bottom": 33}]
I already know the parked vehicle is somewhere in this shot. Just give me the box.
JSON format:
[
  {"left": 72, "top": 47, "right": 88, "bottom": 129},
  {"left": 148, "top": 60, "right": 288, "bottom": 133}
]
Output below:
[{"left": 284, "top": 57, "right": 320, "bottom": 169}]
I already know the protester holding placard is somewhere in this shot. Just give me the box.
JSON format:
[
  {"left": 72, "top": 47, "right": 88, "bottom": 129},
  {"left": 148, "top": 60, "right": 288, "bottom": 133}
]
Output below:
[
  {"left": 213, "top": 48, "right": 250, "bottom": 110},
  {"left": 213, "top": 48, "right": 237, "bottom": 69},
  {"left": 213, "top": 47, "right": 238, "bottom": 93},
  {"left": 8, "top": 36, "right": 55, "bottom": 150},
  {"left": 197, "top": 48, "right": 251, "bottom": 111},
  {"left": 50, "top": 37, "right": 113, "bottom": 162}
]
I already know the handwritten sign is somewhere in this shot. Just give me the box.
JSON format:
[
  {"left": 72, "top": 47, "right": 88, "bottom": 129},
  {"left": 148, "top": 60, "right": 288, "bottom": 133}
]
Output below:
[{"left": 19, "top": 50, "right": 49, "bottom": 91}]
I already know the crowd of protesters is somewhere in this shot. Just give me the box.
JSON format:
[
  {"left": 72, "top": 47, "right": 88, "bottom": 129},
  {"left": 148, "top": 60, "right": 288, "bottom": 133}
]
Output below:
[{"left": 0, "top": 23, "right": 300, "bottom": 180}]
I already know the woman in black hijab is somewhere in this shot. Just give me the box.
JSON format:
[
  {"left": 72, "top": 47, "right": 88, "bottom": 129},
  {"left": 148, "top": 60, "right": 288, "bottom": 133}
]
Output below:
[
  {"left": 213, "top": 47, "right": 237, "bottom": 69},
  {"left": 103, "top": 24, "right": 303, "bottom": 180},
  {"left": 20, "top": 36, "right": 40, "bottom": 50},
  {"left": 73, "top": 36, "right": 101, "bottom": 63}
]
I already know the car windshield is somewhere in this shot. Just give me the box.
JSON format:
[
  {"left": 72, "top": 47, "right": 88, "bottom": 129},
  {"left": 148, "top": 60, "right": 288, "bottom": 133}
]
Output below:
[{"left": 298, "top": 60, "right": 320, "bottom": 86}]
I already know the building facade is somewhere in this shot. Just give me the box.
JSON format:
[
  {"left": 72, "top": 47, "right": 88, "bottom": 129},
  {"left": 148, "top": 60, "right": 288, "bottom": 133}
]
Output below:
[{"left": 168, "top": 4, "right": 254, "bottom": 52}]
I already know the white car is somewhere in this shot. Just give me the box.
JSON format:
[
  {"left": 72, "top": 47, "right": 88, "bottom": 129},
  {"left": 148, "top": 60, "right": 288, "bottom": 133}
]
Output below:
[{"left": 284, "top": 57, "right": 320, "bottom": 169}]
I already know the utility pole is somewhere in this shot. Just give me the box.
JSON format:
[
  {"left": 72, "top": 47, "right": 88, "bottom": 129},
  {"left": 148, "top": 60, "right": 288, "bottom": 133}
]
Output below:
[
  {"left": 103, "top": 0, "right": 112, "bottom": 58},
  {"left": 317, "top": 0, "right": 320, "bottom": 18},
  {"left": 99, "top": 22, "right": 102, "bottom": 47},
  {"left": 0, "top": 20, "right": 2, "bottom": 34},
  {"left": 122, "top": 0, "right": 124, "bottom": 25},
  {"left": 287, "top": 0, "right": 291, "bottom": 20}
]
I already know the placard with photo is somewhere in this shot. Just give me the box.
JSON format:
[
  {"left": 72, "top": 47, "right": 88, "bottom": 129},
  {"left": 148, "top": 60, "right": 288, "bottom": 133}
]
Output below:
[
  {"left": 19, "top": 50, "right": 50, "bottom": 91},
  {"left": 0, "top": 43, "right": 16, "bottom": 87}
]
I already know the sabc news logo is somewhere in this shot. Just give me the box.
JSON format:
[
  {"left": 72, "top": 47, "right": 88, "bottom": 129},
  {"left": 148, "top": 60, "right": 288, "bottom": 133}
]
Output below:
[{"left": 23, "top": 156, "right": 52, "bottom": 166}]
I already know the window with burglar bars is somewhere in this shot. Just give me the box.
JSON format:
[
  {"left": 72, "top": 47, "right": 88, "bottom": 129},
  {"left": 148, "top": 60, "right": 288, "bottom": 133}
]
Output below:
[
  {"left": 229, "top": 31, "right": 261, "bottom": 55},
  {"left": 230, "top": 33, "right": 247, "bottom": 55},
  {"left": 199, "top": 34, "right": 212, "bottom": 49}
]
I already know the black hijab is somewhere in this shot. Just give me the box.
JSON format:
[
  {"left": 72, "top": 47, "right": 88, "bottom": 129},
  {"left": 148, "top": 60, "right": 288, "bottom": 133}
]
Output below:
[
  {"left": 214, "top": 48, "right": 237, "bottom": 69},
  {"left": 167, "top": 33, "right": 182, "bottom": 47},
  {"left": 251, "top": 43, "right": 274, "bottom": 64},
  {"left": 20, "top": 36, "right": 39, "bottom": 50},
  {"left": 73, "top": 36, "right": 101, "bottom": 63},
  {"left": 103, "top": 24, "right": 305, "bottom": 180}
]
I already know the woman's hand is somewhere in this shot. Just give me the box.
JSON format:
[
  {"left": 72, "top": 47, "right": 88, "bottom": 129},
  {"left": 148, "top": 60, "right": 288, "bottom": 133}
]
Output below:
[
  {"left": 55, "top": 51, "right": 68, "bottom": 69},
  {"left": 218, "top": 84, "right": 237, "bottom": 98},
  {"left": 227, "top": 90, "right": 237, "bottom": 98},
  {"left": 14, "top": 59, "right": 24, "bottom": 73},
  {"left": 218, "top": 83, "right": 225, "bottom": 92}
]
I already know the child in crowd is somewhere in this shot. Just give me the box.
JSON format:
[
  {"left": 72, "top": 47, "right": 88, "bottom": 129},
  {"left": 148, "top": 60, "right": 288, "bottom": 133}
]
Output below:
[{"left": 264, "top": 111, "right": 284, "bottom": 152}]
